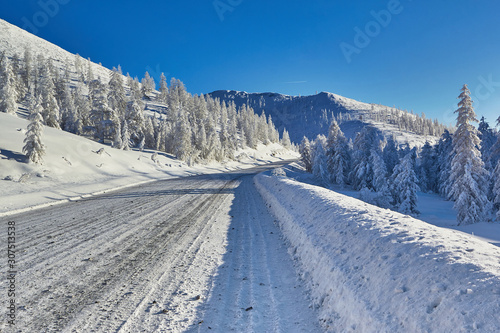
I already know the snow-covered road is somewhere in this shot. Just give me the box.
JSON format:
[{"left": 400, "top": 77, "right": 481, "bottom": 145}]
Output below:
[{"left": 2, "top": 162, "right": 319, "bottom": 332}]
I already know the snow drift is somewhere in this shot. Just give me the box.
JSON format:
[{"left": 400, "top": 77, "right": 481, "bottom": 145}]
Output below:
[{"left": 255, "top": 173, "right": 500, "bottom": 332}]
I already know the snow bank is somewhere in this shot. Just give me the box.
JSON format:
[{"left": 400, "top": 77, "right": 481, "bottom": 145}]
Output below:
[{"left": 255, "top": 173, "right": 500, "bottom": 332}]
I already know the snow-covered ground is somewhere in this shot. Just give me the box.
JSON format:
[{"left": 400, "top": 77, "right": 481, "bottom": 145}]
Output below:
[
  {"left": 255, "top": 169, "right": 500, "bottom": 332},
  {"left": 0, "top": 19, "right": 113, "bottom": 84},
  {"left": 0, "top": 165, "right": 322, "bottom": 332},
  {"left": 0, "top": 112, "right": 298, "bottom": 216}
]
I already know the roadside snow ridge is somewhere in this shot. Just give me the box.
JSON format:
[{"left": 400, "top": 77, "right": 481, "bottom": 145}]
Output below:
[{"left": 256, "top": 173, "right": 500, "bottom": 332}]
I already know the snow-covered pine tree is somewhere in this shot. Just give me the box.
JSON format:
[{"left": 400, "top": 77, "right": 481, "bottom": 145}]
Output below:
[
  {"left": 72, "top": 84, "right": 89, "bottom": 134},
  {"left": 299, "top": 136, "right": 313, "bottom": 172},
  {"left": 174, "top": 108, "right": 193, "bottom": 161},
  {"left": 436, "top": 129, "right": 454, "bottom": 197},
  {"left": 325, "top": 119, "right": 341, "bottom": 174},
  {"left": 195, "top": 122, "right": 208, "bottom": 159},
  {"left": 60, "top": 83, "right": 78, "bottom": 133},
  {"left": 0, "top": 57, "right": 18, "bottom": 114},
  {"left": 125, "top": 99, "right": 145, "bottom": 146},
  {"left": 383, "top": 135, "right": 399, "bottom": 174},
  {"left": 89, "top": 79, "right": 117, "bottom": 143},
  {"left": 258, "top": 111, "right": 270, "bottom": 144},
  {"left": 86, "top": 57, "right": 94, "bottom": 84},
  {"left": 311, "top": 134, "right": 328, "bottom": 183},
  {"left": 143, "top": 117, "right": 155, "bottom": 149},
  {"left": 113, "top": 122, "right": 123, "bottom": 149},
  {"left": 207, "top": 126, "right": 222, "bottom": 162},
  {"left": 390, "top": 152, "right": 420, "bottom": 215},
  {"left": 487, "top": 117, "right": 500, "bottom": 170},
  {"left": 370, "top": 149, "right": 387, "bottom": 192},
  {"left": 331, "top": 134, "right": 351, "bottom": 187},
  {"left": 370, "top": 149, "right": 392, "bottom": 208},
  {"left": 418, "top": 141, "right": 437, "bottom": 193},
  {"left": 108, "top": 66, "right": 127, "bottom": 118},
  {"left": 158, "top": 72, "right": 168, "bottom": 104},
  {"left": 218, "top": 101, "right": 231, "bottom": 156},
  {"left": 23, "top": 97, "right": 45, "bottom": 164},
  {"left": 11, "top": 53, "right": 25, "bottom": 103},
  {"left": 281, "top": 128, "right": 292, "bottom": 149},
  {"left": 141, "top": 71, "right": 155, "bottom": 98},
  {"left": 478, "top": 116, "right": 497, "bottom": 168},
  {"left": 351, "top": 126, "right": 378, "bottom": 190},
  {"left": 267, "top": 115, "right": 279, "bottom": 143},
  {"left": 22, "top": 47, "right": 33, "bottom": 96},
  {"left": 448, "top": 84, "right": 489, "bottom": 225},
  {"left": 121, "top": 121, "right": 131, "bottom": 151},
  {"left": 39, "top": 60, "right": 61, "bottom": 128},
  {"left": 325, "top": 119, "right": 350, "bottom": 186}
]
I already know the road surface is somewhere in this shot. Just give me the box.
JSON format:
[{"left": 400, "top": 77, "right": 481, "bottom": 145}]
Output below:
[{"left": 1, "top": 162, "right": 321, "bottom": 332}]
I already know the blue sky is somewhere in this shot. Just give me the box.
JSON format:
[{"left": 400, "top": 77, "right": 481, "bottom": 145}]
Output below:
[{"left": 3, "top": 0, "right": 500, "bottom": 126}]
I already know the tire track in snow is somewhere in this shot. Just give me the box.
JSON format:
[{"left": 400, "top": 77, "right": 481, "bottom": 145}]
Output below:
[
  {"left": 4, "top": 176, "right": 236, "bottom": 332},
  {"left": 190, "top": 177, "right": 321, "bottom": 332}
]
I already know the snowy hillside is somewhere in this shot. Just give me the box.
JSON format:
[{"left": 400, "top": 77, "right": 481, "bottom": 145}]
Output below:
[
  {"left": 209, "top": 90, "right": 447, "bottom": 146},
  {"left": 0, "top": 19, "right": 112, "bottom": 83},
  {"left": 0, "top": 112, "right": 296, "bottom": 215},
  {"left": 255, "top": 171, "right": 500, "bottom": 332}
]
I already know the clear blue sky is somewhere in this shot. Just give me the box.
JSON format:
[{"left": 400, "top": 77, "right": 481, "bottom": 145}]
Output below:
[{"left": 3, "top": 0, "right": 500, "bottom": 126}]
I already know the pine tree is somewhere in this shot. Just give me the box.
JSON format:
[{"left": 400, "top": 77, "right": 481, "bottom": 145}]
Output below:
[
  {"left": 312, "top": 135, "right": 328, "bottom": 183},
  {"left": 121, "top": 121, "right": 131, "bottom": 151},
  {"left": 22, "top": 47, "right": 33, "bottom": 95},
  {"left": 23, "top": 97, "right": 45, "bottom": 164},
  {"left": 299, "top": 136, "right": 313, "bottom": 172},
  {"left": 86, "top": 58, "right": 94, "bottom": 84},
  {"left": 281, "top": 128, "right": 292, "bottom": 149},
  {"left": 158, "top": 72, "right": 168, "bottom": 104},
  {"left": 141, "top": 71, "right": 155, "bottom": 98},
  {"left": 174, "top": 108, "right": 192, "bottom": 161},
  {"left": 61, "top": 84, "right": 78, "bottom": 133},
  {"left": 448, "top": 84, "right": 489, "bottom": 225},
  {"left": 478, "top": 116, "right": 496, "bottom": 168},
  {"left": 10, "top": 53, "right": 25, "bottom": 103},
  {"left": 371, "top": 149, "right": 388, "bottom": 192},
  {"left": 72, "top": 85, "right": 89, "bottom": 134},
  {"left": 383, "top": 135, "right": 399, "bottom": 174},
  {"left": 267, "top": 115, "right": 279, "bottom": 143},
  {"left": 325, "top": 119, "right": 350, "bottom": 186},
  {"left": 89, "top": 79, "right": 117, "bottom": 143},
  {"left": 370, "top": 149, "right": 392, "bottom": 208},
  {"left": 108, "top": 66, "right": 127, "bottom": 118},
  {"left": 39, "top": 60, "right": 61, "bottom": 128},
  {"left": 0, "top": 57, "right": 18, "bottom": 114},
  {"left": 351, "top": 126, "right": 379, "bottom": 190},
  {"left": 390, "top": 152, "right": 420, "bottom": 215},
  {"left": 331, "top": 134, "right": 351, "bottom": 187},
  {"left": 418, "top": 141, "right": 437, "bottom": 192},
  {"left": 436, "top": 130, "right": 454, "bottom": 197},
  {"left": 126, "top": 99, "right": 145, "bottom": 146},
  {"left": 486, "top": 117, "right": 500, "bottom": 170},
  {"left": 113, "top": 122, "right": 123, "bottom": 149}
]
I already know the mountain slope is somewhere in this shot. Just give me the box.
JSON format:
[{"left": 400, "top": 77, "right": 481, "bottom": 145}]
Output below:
[
  {"left": 0, "top": 19, "right": 112, "bottom": 83},
  {"left": 209, "top": 90, "right": 446, "bottom": 146}
]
